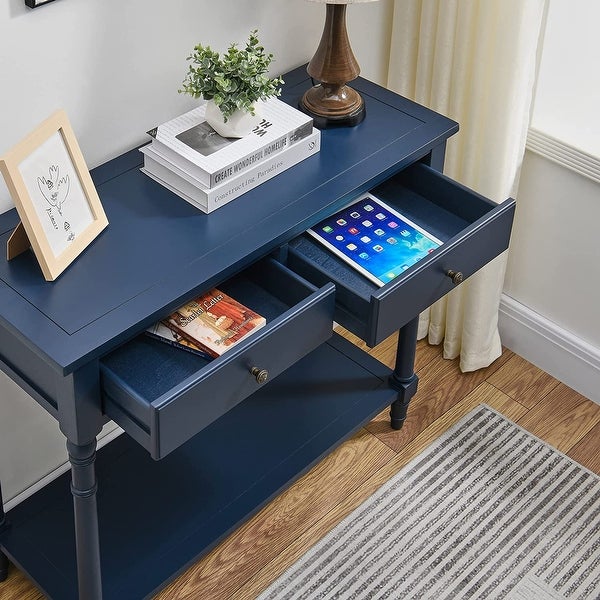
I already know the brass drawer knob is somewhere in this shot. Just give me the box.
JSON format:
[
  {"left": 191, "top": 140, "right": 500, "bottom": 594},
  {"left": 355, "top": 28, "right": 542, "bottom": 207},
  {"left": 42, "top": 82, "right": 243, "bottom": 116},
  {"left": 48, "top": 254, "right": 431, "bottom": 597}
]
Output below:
[
  {"left": 446, "top": 270, "right": 464, "bottom": 285},
  {"left": 251, "top": 367, "right": 269, "bottom": 384}
]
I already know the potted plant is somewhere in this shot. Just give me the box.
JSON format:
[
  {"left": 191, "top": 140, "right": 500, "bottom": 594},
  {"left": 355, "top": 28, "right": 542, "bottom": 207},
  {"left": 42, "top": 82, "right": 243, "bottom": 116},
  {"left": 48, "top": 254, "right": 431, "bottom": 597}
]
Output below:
[{"left": 180, "top": 30, "right": 284, "bottom": 138}]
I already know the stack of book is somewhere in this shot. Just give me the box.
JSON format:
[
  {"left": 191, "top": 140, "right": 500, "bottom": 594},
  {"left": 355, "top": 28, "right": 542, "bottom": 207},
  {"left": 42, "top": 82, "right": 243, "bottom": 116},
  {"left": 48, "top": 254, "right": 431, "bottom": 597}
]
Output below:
[
  {"left": 140, "top": 98, "right": 320, "bottom": 213},
  {"left": 146, "top": 288, "right": 266, "bottom": 359}
]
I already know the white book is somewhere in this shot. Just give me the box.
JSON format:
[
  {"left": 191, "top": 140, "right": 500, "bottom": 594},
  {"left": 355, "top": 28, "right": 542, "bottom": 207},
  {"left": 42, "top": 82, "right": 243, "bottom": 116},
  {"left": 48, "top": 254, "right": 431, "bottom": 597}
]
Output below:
[
  {"left": 140, "top": 128, "right": 320, "bottom": 213},
  {"left": 154, "top": 98, "right": 313, "bottom": 188}
]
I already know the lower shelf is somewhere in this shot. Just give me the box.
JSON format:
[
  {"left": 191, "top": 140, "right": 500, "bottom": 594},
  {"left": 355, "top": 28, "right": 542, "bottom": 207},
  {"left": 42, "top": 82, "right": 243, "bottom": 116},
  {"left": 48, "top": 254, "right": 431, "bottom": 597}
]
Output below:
[{"left": 1, "top": 334, "right": 396, "bottom": 600}]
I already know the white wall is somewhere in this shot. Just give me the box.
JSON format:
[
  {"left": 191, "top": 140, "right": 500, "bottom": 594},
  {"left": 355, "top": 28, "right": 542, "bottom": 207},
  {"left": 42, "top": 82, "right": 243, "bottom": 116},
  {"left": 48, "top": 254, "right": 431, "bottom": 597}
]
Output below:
[
  {"left": 501, "top": 151, "right": 600, "bottom": 404},
  {"left": 501, "top": 0, "right": 600, "bottom": 403},
  {"left": 505, "top": 153, "right": 600, "bottom": 346},
  {"left": 530, "top": 0, "right": 600, "bottom": 157},
  {"left": 0, "top": 0, "right": 319, "bottom": 213},
  {"left": 0, "top": 0, "right": 393, "bottom": 506}
]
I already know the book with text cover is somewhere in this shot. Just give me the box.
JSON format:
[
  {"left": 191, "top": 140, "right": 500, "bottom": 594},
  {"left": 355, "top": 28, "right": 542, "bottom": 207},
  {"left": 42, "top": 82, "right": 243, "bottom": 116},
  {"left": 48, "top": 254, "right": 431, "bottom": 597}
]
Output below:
[
  {"left": 154, "top": 98, "right": 313, "bottom": 188},
  {"left": 164, "top": 289, "right": 266, "bottom": 358},
  {"left": 140, "top": 127, "right": 320, "bottom": 213}
]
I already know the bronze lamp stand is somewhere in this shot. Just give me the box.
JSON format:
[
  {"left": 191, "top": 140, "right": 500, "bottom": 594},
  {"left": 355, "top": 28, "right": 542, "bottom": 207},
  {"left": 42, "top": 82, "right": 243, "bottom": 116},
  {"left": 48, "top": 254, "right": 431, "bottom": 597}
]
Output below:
[{"left": 301, "top": 0, "right": 378, "bottom": 128}]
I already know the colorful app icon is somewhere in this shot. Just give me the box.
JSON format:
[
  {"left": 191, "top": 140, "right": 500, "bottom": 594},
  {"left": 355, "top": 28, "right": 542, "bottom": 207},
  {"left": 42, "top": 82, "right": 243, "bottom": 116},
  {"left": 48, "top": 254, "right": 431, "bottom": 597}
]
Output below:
[
  {"left": 335, "top": 235, "right": 344, "bottom": 241},
  {"left": 336, "top": 218, "right": 347, "bottom": 226},
  {"left": 363, "top": 204, "right": 374, "bottom": 212},
  {"left": 373, "top": 244, "right": 384, "bottom": 252},
  {"left": 387, "top": 237, "right": 397, "bottom": 245},
  {"left": 322, "top": 225, "right": 334, "bottom": 233},
  {"left": 387, "top": 272, "right": 396, "bottom": 280},
  {"left": 376, "top": 213, "right": 386, "bottom": 220},
  {"left": 348, "top": 227, "right": 360, "bottom": 235},
  {"left": 350, "top": 211, "right": 360, "bottom": 218},
  {"left": 374, "top": 228, "right": 385, "bottom": 236},
  {"left": 346, "top": 243, "right": 357, "bottom": 251},
  {"left": 400, "top": 229, "right": 410, "bottom": 237},
  {"left": 362, "top": 220, "right": 373, "bottom": 227},
  {"left": 388, "top": 221, "right": 399, "bottom": 229},
  {"left": 360, "top": 235, "right": 371, "bottom": 243},
  {"left": 359, "top": 252, "right": 370, "bottom": 260}
]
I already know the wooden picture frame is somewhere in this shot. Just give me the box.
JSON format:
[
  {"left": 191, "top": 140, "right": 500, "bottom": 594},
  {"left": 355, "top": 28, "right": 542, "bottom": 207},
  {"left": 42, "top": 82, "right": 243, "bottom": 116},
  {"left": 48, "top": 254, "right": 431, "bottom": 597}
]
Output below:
[{"left": 0, "top": 110, "right": 108, "bottom": 281}]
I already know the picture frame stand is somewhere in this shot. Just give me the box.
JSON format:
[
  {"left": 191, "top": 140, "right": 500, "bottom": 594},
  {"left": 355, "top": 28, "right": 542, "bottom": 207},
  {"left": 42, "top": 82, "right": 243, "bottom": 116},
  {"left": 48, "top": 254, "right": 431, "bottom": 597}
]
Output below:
[{"left": 7, "top": 221, "right": 31, "bottom": 261}]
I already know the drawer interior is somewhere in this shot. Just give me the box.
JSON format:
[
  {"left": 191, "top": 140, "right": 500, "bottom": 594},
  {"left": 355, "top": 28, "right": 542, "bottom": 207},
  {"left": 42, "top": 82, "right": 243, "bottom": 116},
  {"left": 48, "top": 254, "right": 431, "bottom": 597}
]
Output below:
[
  {"left": 286, "top": 161, "right": 514, "bottom": 344},
  {"left": 380, "top": 162, "right": 496, "bottom": 231},
  {"left": 290, "top": 161, "right": 497, "bottom": 297},
  {"left": 101, "top": 258, "right": 325, "bottom": 409}
]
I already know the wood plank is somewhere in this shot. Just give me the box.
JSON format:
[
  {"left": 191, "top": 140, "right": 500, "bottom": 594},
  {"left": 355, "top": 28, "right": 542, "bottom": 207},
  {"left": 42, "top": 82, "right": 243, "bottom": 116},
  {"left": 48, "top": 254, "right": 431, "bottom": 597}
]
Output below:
[
  {"left": 365, "top": 348, "right": 514, "bottom": 452},
  {"left": 413, "top": 339, "right": 445, "bottom": 374},
  {"left": 487, "top": 353, "right": 560, "bottom": 408},
  {"left": 567, "top": 421, "right": 600, "bottom": 475},
  {"left": 154, "top": 428, "right": 395, "bottom": 600},
  {"left": 230, "top": 382, "right": 526, "bottom": 599},
  {"left": 0, "top": 566, "right": 43, "bottom": 600},
  {"left": 517, "top": 383, "right": 600, "bottom": 452}
]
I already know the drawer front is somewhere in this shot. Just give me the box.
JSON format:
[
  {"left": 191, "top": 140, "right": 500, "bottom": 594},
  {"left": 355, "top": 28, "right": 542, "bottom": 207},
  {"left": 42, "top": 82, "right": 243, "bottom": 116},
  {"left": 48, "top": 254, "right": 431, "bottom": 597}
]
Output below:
[
  {"left": 286, "top": 162, "right": 515, "bottom": 346},
  {"left": 369, "top": 197, "right": 514, "bottom": 343},
  {"left": 102, "top": 259, "right": 335, "bottom": 459}
]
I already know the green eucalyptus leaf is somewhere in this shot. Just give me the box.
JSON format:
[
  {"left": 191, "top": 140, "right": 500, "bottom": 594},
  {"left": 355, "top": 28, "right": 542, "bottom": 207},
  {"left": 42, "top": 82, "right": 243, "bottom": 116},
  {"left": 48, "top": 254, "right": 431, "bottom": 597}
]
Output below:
[{"left": 180, "top": 30, "right": 284, "bottom": 119}]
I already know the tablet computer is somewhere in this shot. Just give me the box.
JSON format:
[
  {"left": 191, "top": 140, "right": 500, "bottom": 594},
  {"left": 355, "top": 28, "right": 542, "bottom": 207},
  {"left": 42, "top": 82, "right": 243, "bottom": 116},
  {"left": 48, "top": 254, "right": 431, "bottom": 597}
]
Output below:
[{"left": 306, "top": 193, "right": 442, "bottom": 287}]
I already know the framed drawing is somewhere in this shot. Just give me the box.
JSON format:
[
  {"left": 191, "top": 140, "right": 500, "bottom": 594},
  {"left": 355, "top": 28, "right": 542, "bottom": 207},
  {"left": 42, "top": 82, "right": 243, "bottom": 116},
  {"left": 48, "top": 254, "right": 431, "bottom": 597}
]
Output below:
[{"left": 0, "top": 110, "right": 108, "bottom": 281}]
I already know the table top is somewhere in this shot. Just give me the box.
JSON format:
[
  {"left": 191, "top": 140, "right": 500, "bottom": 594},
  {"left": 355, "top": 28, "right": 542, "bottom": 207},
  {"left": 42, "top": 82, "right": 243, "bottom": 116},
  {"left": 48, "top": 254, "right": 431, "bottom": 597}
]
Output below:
[{"left": 0, "top": 66, "right": 457, "bottom": 374}]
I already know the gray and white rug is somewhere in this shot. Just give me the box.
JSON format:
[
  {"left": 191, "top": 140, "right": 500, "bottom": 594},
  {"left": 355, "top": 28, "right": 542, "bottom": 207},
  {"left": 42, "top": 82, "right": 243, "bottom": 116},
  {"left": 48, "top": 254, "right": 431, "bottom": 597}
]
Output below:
[{"left": 258, "top": 406, "right": 600, "bottom": 599}]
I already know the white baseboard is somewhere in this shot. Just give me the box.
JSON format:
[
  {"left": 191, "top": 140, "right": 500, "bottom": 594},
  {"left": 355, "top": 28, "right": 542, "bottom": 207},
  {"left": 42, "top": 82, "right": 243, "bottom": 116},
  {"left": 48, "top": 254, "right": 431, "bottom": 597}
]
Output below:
[{"left": 498, "top": 294, "right": 600, "bottom": 405}]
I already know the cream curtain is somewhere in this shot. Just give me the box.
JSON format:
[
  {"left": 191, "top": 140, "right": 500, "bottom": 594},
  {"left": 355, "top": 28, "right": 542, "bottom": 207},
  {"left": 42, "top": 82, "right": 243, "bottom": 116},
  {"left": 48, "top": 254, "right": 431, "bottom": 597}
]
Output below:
[{"left": 387, "top": 0, "right": 547, "bottom": 371}]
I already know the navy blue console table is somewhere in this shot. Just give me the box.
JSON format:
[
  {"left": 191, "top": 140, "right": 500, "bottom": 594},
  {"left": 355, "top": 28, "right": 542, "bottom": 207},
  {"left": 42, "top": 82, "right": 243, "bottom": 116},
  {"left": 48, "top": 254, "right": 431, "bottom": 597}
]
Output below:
[{"left": 0, "top": 67, "right": 515, "bottom": 599}]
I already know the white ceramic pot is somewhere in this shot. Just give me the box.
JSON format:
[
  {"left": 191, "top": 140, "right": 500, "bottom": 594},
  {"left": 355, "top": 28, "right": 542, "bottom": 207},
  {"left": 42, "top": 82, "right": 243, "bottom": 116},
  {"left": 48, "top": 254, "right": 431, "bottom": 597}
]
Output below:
[{"left": 204, "top": 99, "right": 261, "bottom": 138}]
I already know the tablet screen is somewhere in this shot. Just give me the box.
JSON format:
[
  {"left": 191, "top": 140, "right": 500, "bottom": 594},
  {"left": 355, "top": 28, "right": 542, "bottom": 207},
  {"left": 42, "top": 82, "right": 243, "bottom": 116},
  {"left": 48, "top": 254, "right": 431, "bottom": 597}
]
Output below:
[{"left": 307, "top": 193, "right": 442, "bottom": 287}]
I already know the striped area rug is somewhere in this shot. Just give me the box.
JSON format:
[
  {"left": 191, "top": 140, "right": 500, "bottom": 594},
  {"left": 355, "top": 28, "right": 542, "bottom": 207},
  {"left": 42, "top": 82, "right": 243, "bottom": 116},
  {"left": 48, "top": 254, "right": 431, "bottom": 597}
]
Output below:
[{"left": 257, "top": 406, "right": 600, "bottom": 599}]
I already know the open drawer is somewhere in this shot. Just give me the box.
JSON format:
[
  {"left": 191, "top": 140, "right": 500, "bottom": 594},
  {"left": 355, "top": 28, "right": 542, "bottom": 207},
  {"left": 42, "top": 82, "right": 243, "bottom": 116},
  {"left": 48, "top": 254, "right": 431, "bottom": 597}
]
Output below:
[
  {"left": 101, "top": 258, "right": 335, "bottom": 459},
  {"left": 286, "top": 162, "right": 515, "bottom": 347}
]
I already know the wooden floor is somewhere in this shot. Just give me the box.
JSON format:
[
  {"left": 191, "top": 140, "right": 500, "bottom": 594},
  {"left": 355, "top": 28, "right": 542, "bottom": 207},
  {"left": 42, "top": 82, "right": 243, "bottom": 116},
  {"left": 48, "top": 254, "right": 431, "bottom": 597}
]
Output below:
[{"left": 3, "top": 329, "right": 600, "bottom": 600}]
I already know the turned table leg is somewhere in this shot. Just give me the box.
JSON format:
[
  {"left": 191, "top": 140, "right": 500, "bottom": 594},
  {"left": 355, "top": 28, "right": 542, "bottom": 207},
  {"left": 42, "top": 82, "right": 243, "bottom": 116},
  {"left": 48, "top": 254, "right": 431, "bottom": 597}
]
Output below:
[
  {"left": 67, "top": 439, "right": 102, "bottom": 600},
  {"left": 389, "top": 316, "right": 419, "bottom": 430}
]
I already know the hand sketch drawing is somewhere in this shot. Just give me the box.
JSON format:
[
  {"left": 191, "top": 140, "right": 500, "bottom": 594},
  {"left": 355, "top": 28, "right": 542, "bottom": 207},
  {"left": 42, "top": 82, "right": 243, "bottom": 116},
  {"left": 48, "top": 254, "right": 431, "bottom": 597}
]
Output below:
[{"left": 37, "top": 165, "right": 70, "bottom": 216}]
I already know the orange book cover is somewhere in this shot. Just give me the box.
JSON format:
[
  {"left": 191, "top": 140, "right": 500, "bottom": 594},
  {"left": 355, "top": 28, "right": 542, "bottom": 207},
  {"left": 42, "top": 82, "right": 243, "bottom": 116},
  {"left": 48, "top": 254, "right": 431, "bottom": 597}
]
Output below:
[{"left": 164, "top": 289, "right": 266, "bottom": 358}]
